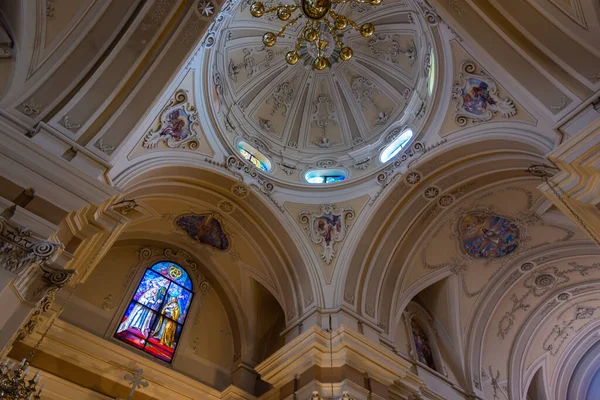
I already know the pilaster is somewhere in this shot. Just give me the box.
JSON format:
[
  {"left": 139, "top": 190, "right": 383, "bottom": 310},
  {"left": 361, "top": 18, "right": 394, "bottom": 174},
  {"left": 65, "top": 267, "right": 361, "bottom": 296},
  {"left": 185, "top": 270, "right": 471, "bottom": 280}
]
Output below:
[
  {"left": 255, "top": 325, "right": 437, "bottom": 400},
  {"left": 539, "top": 101, "right": 600, "bottom": 244},
  {"left": 0, "top": 215, "right": 74, "bottom": 355}
]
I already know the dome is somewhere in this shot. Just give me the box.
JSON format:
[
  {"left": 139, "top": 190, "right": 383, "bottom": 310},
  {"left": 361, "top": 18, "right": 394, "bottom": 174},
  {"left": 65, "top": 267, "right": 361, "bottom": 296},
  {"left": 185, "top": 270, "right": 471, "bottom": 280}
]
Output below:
[{"left": 204, "top": 0, "right": 438, "bottom": 185}]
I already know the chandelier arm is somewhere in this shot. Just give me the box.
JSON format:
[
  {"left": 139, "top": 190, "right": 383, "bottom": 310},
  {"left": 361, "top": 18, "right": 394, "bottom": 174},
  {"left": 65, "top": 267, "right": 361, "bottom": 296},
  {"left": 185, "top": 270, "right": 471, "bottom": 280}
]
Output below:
[
  {"left": 263, "top": 5, "right": 284, "bottom": 15},
  {"left": 276, "top": 13, "right": 303, "bottom": 38},
  {"left": 296, "top": 21, "right": 310, "bottom": 51}
]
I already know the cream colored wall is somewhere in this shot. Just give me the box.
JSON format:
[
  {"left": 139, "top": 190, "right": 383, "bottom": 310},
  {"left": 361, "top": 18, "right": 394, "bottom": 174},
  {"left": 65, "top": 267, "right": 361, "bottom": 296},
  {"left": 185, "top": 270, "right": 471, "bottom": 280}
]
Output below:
[{"left": 60, "top": 243, "right": 236, "bottom": 389}]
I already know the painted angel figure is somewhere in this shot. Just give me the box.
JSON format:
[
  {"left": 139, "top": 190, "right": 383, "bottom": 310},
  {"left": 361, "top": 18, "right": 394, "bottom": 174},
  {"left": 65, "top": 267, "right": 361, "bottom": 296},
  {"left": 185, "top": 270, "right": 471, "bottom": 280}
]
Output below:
[{"left": 160, "top": 109, "right": 188, "bottom": 141}]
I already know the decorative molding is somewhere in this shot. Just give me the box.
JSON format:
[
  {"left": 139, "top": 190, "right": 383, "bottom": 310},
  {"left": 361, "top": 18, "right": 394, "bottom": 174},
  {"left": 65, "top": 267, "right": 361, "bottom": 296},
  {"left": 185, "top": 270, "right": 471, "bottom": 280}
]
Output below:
[
  {"left": 16, "top": 289, "right": 55, "bottom": 341},
  {"left": 438, "top": 194, "right": 454, "bottom": 207},
  {"left": 60, "top": 115, "right": 81, "bottom": 132},
  {"left": 230, "top": 183, "right": 249, "bottom": 199},
  {"left": 225, "top": 155, "right": 284, "bottom": 212},
  {"left": 0, "top": 17, "right": 13, "bottom": 58},
  {"left": 423, "top": 186, "right": 440, "bottom": 200},
  {"left": 95, "top": 139, "right": 116, "bottom": 155},
  {"left": 197, "top": 0, "right": 215, "bottom": 17},
  {"left": 452, "top": 61, "right": 516, "bottom": 126},
  {"left": 101, "top": 293, "right": 116, "bottom": 310},
  {"left": 414, "top": 0, "right": 440, "bottom": 25},
  {"left": 368, "top": 35, "right": 416, "bottom": 65},
  {"left": 279, "top": 162, "right": 297, "bottom": 175},
  {"left": 299, "top": 204, "right": 355, "bottom": 265},
  {"left": 218, "top": 199, "right": 235, "bottom": 214},
  {"left": 134, "top": 247, "right": 211, "bottom": 295},
  {"left": 497, "top": 262, "right": 600, "bottom": 339},
  {"left": 0, "top": 217, "right": 62, "bottom": 276},
  {"left": 45, "top": 0, "right": 56, "bottom": 18},
  {"left": 20, "top": 98, "right": 43, "bottom": 116},
  {"left": 405, "top": 171, "right": 421, "bottom": 185},
  {"left": 143, "top": 90, "right": 200, "bottom": 149}
]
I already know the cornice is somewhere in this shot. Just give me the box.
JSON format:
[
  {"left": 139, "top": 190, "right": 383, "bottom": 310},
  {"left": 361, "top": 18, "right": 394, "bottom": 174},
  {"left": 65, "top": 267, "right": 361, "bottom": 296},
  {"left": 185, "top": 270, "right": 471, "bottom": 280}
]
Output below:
[
  {"left": 255, "top": 325, "right": 418, "bottom": 389},
  {"left": 21, "top": 319, "right": 228, "bottom": 400}
]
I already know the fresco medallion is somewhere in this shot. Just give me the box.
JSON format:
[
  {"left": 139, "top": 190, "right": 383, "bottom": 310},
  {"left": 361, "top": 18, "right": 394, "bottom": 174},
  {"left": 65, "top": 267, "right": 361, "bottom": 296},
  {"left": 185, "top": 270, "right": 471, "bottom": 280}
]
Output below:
[{"left": 458, "top": 212, "right": 519, "bottom": 259}]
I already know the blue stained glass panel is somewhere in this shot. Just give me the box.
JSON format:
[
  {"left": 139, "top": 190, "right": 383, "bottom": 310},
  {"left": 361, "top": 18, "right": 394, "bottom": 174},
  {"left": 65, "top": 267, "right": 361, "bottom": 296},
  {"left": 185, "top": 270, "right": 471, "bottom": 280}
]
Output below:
[
  {"left": 164, "top": 284, "right": 193, "bottom": 324},
  {"left": 151, "top": 261, "right": 193, "bottom": 291},
  {"left": 132, "top": 270, "right": 170, "bottom": 311},
  {"left": 115, "top": 301, "right": 160, "bottom": 346}
]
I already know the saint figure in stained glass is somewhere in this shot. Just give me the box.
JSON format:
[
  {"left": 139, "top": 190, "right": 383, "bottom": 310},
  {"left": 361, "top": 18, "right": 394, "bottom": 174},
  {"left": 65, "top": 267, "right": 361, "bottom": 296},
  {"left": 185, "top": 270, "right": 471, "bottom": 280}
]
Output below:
[
  {"left": 411, "top": 320, "right": 436, "bottom": 370},
  {"left": 115, "top": 262, "right": 193, "bottom": 363}
]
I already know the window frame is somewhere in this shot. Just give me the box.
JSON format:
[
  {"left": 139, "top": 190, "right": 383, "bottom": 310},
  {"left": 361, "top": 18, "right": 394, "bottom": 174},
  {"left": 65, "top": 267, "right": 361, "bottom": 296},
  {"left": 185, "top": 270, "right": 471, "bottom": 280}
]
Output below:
[{"left": 113, "top": 260, "right": 194, "bottom": 364}]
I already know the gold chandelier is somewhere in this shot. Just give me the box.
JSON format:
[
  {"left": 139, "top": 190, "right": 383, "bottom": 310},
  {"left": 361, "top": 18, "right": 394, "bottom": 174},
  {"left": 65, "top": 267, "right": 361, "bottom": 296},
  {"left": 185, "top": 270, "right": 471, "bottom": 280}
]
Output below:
[{"left": 250, "top": 0, "right": 381, "bottom": 70}]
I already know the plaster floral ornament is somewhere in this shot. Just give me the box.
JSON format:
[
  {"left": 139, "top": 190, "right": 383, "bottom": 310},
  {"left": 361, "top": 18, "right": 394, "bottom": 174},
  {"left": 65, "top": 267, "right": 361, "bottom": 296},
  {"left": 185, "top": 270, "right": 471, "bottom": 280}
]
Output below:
[
  {"left": 197, "top": 0, "right": 215, "bottom": 17},
  {"left": 452, "top": 61, "right": 516, "bottom": 126},
  {"left": 143, "top": 90, "right": 200, "bottom": 149},
  {"left": 173, "top": 213, "right": 230, "bottom": 250},
  {"left": 457, "top": 211, "right": 520, "bottom": 259},
  {"left": 299, "top": 204, "right": 355, "bottom": 265}
]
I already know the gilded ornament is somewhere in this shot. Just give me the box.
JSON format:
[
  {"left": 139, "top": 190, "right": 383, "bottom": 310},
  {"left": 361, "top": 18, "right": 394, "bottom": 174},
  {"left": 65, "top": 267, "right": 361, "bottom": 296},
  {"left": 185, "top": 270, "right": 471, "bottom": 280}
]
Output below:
[
  {"left": 313, "top": 56, "right": 328, "bottom": 70},
  {"left": 263, "top": 32, "right": 277, "bottom": 47},
  {"left": 334, "top": 16, "right": 347, "bottom": 30},
  {"left": 250, "top": 2, "right": 264, "bottom": 17},
  {"left": 248, "top": 0, "right": 380, "bottom": 69},
  {"left": 286, "top": 51, "right": 300, "bottom": 65},
  {"left": 302, "top": 0, "right": 331, "bottom": 19},
  {"left": 278, "top": 7, "right": 292, "bottom": 20},
  {"left": 340, "top": 47, "right": 353, "bottom": 61},
  {"left": 304, "top": 28, "right": 318, "bottom": 42},
  {"left": 360, "top": 23, "right": 375, "bottom": 37}
]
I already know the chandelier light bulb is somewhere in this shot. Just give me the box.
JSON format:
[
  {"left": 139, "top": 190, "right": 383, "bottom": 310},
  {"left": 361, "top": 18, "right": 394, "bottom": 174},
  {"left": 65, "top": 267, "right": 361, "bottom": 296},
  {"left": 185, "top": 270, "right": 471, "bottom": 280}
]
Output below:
[
  {"left": 313, "top": 56, "right": 328, "bottom": 70},
  {"left": 370, "top": 0, "right": 382, "bottom": 5},
  {"left": 286, "top": 51, "right": 300, "bottom": 65},
  {"left": 250, "top": 2, "right": 265, "bottom": 17},
  {"left": 334, "top": 16, "right": 347, "bottom": 30},
  {"left": 340, "top": 47, "right": 352, "bottom": 61},
  {"left": 263, "top": 32, "right": 277, "bottom": 47},
  {"left": 360, "top": 23, "right": 375, "bottom": 38},
  {"left": 304, "top": 28, "right": 318, "bottom": 42},
  {"left": 278, "top": 7, "right": 292, "bottom": 20}
]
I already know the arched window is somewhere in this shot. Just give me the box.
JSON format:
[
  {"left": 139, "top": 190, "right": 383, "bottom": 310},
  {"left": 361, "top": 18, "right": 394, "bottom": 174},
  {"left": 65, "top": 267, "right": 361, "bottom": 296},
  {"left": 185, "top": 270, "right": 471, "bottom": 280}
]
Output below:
[
  {"left": 115, "top": 261, "right": 193, "bottom": 363},
  {"left": 379, "top": 129, "right": 413, "bottom": 163},
  {"left": 238, "top": 141, "right": 272, "bottom": 172},
  {"left": 410, "top": 319, "right": 436, "bottom": 370},
  {"left": 428, "top": 50, "right": 435, "bottom": 97}
]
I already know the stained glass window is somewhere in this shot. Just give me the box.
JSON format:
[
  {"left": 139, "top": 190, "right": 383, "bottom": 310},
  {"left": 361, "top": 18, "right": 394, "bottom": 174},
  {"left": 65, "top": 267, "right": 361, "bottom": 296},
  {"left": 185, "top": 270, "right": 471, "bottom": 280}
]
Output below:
[
  {"left": 411, "top": 319, "right": 436, "bottom": 370},
  {"left": 305, "top": 169, "right": 347, "bottom": 184},
  {"left": 237, "top": 142, "right": 271, "bottom": 172},
  {"left": 379, "top": 129, "right": 413, "bottom": 163},
  {"left": 428, "top": 50, "right": 435, "bottom": 97},
  {"left": 115, "top": 262, "right": 193, "bottom": 363}
]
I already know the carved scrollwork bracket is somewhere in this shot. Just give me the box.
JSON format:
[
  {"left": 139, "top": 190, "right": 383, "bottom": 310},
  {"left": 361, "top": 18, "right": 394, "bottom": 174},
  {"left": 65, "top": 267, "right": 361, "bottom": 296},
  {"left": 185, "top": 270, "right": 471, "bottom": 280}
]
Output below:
[{"left": 0, "top": 217, "right": 62, "bottom": 276}]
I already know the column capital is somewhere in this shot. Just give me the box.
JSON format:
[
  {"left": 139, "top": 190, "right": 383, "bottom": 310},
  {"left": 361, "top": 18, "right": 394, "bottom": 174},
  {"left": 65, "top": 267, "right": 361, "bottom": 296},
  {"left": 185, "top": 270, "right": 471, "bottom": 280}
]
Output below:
[{"left": 0, "top": 216, "right": 62, "bottom": 276}]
